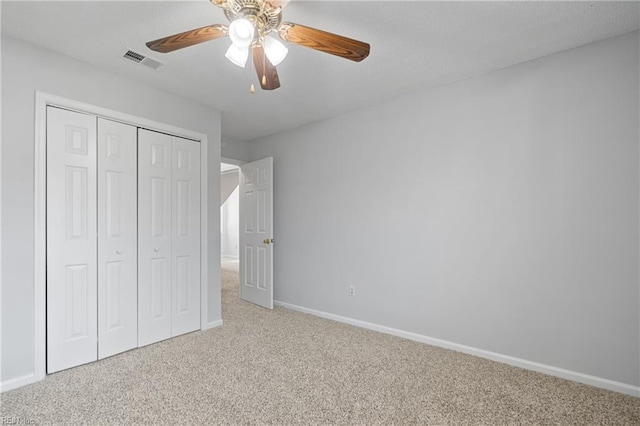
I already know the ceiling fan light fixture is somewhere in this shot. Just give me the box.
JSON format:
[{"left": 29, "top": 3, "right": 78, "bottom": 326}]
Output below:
[
  {"left": 263, "top": 35, "right": 288, "bottom": 66},
  {"left": 225, "top": 43, "right": 249, "bottom": 67},
  {"left": 146, "top": 0, "right": 371, "bottom": 91},
  {"left": 228, "top": 18, "right": 255, "bottom": 48}
]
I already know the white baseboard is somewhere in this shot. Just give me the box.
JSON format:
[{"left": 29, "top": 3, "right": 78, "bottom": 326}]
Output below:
[
  {"left": 203, "top": 319, "right": 224, "bottom": 330},
  {"left": 221, "top": 256, "right": 239, "bottom": 261},
  {"left": 0, "top": 373, "right": 37, "bottom": 393},
  {"left": 275, "top": 300, "right": 639, "bottom": 398}
]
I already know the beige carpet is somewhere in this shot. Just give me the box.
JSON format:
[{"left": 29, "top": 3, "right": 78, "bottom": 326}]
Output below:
[{"left": 1, "top": 261, "right": 638, "bottom": 425}]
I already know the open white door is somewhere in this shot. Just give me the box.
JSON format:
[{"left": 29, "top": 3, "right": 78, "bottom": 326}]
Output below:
[{"left": 239, "top": 157, "right": 273, "bottom": 309}]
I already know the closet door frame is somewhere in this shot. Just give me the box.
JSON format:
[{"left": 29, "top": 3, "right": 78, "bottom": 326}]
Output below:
[{"left": 33, "top": 92, "right": 215, "bottom": 385}]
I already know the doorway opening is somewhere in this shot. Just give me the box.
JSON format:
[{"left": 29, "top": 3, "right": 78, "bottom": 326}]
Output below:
[{"left": 220, "top": 162, "right": 241, "bottom": 305}]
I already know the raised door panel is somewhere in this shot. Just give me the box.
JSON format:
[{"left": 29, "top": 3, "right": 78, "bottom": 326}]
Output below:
[
  {"left": 239, "top": 157, "right": 273, "bottom": 309},
  {"left": 46, "top": 106, "right": 98, "bottom": 373},
  {"left": 171, "top": 137, "right": 201, "bottom": 336},
  {"left": 138, "top": 129, "right": 172, "bottom": 346},
  {"left": 97, "top": 118, "right": 138, "bottom": 359}
]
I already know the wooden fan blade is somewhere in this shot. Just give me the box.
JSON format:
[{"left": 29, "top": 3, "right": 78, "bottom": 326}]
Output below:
[
  {"left": 146, "top": 24, "right": 227, "bottom": 53},
  {"left": 278, "top": 22, "right": 370, "bottom": 62},
  {"left": 253, "top": 45, "right": 281, "bottom": 90}
]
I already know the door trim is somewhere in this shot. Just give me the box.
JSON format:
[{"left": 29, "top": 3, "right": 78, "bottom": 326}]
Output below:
[{"left": 34, "top": 91, "right": 212, "bottom": 384}]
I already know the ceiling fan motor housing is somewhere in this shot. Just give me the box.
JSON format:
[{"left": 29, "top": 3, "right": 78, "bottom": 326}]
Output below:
[{"left": 221, "top": 0, "right": 282, "bottom": 43}]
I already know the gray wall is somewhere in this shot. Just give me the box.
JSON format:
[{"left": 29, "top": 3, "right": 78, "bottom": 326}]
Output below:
[
  {"left": 220, "top": 170, "right": 240, "bottom": 206},
  {"left": 220, "top": 170, "right": 240, "bottom": 259},
  {"left": 222, "top": 136, "right": 251, "bottom": 162},
  {"left": 221, "top": 187, "right": 240, "bottom": 259},
  {"left": 249, "top": 32, "right": 640, "bottom": 387},
  {"left": 1, "top": 37, "right": 222, "bottom": 383}
]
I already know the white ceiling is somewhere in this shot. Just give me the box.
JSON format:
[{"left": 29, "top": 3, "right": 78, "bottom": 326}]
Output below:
[{"left": 2, "top": 1, "right": 639, "bottom": 142}]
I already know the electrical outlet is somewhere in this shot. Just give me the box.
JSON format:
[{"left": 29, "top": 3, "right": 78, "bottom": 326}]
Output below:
[{"left": 349, "top": 285, "right": 355, "bottom": 296}]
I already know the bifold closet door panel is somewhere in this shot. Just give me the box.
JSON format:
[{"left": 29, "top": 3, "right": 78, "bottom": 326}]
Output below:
[
  {"left": 97, "top": 118, "right": 138, "bottom": 359},
  {"left": 46, "top": 107, "right": 98, "bottom": 373},
  {"left": 138, "top": 129, "right": 173, "bottom": 346},
  {"left": 171, "top": 137, "right": 201, "bottom": 336}
]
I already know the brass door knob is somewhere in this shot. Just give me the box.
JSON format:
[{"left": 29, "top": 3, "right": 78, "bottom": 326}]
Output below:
[{"left": 263, "top": 238, "right": 274, "bottom": 244}]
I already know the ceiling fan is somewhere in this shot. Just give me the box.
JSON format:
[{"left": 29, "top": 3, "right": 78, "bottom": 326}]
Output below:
[{"left": 146, "top": 0, "right": 370, "bottom": 91}]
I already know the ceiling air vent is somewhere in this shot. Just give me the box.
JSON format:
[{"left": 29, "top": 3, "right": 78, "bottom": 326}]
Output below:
[{"left": 122, "top": 49, "right": 164, "bottom": 70}]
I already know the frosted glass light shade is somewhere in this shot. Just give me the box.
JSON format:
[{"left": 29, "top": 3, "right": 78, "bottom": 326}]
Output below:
[
  {"left": 263, "top": 35, "right": 288, "bottom": 66},
  {"left": 229, "top": 19, "right": 254, "bottom": 48},
  {"left": 225, "top": 44, "right": 249, "bottom": 68}
]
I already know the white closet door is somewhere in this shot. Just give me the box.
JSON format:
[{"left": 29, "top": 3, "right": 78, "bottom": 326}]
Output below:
[
  {"left": 97, "top": 118, "right": 138, "bottom": 359},
  {"left": 138, "top": 129, "right": 173, "bottom": 346},
  {"left": 46, "top": 107, "right": 98, "bottom": 373},
  {"left": 171, "top": 137, "right": 201, "bottom": 336}
]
